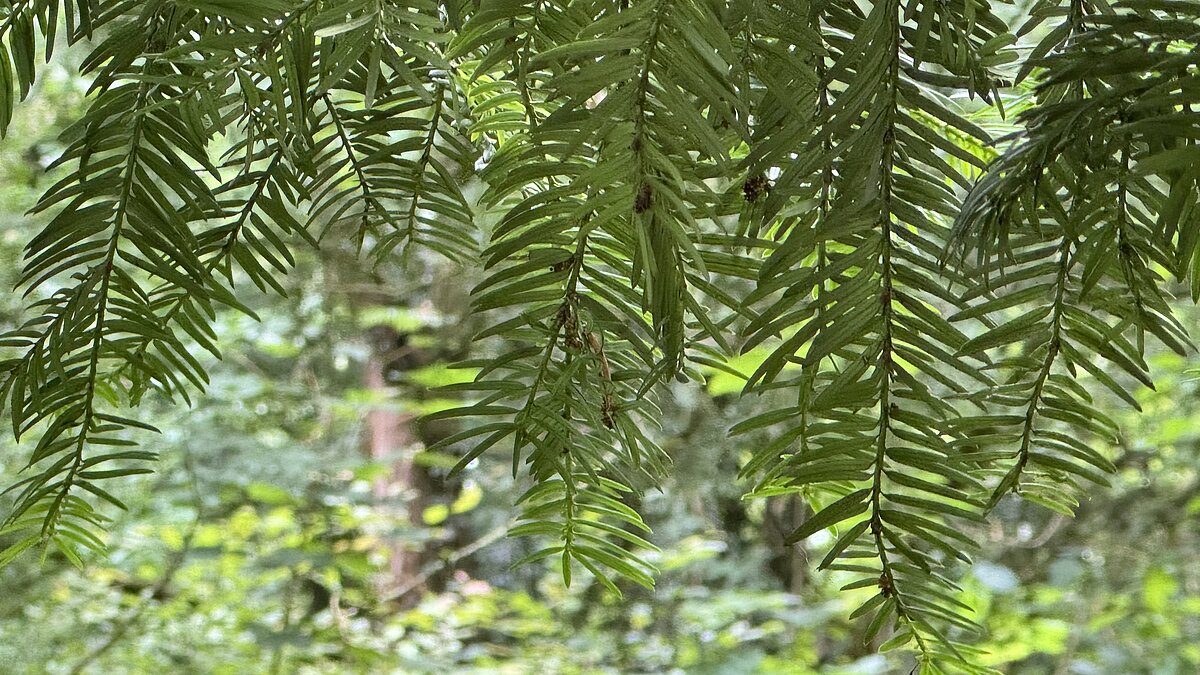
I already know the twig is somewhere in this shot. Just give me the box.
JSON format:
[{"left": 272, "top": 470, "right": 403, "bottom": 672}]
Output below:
[{"left": 381, "top": 521, "right": 513, "bottom": 604}]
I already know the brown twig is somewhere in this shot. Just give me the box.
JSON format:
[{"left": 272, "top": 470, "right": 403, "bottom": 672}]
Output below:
[{"left": 382, "top": 521, "right": 512, "bottom": 605}]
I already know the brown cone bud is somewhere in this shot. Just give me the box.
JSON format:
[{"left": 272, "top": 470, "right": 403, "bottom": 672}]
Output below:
[
  {"left": 634, "top": 181, "right": 653, "bottom": 213},
  {"left": 743, "top": 174, "right": 769, "bottom": 203}
]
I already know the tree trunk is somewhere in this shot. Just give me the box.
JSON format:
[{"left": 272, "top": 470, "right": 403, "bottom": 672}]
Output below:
[{"left": 363, "top": 325, "right": 429, "bottom": 600}]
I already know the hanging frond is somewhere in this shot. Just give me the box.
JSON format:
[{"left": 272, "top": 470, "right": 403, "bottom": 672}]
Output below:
[
  {"left": 953, "top": 0, "right": 1197, "bottom": 513},
  {"left": 734, "top": 0, "right": 1016, "bottom": 667},
  {"left": 0, "top": 4, "right": 219, "bottom": 563}
]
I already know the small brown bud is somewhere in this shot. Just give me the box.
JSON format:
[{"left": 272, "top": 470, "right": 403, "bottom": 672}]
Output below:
[
  {"left": 565, "top": 324, "right": 583, "bottom": 352},
  {"left": 561, "top": 303, "right": 584, "bottom": 351},
  {"left": 743, "top": 174, "right": 769, "bottom": 203},
  {"left": 878, "top": 573, "right": 894, "bottom": 597},
  {"left": 634, "top": 181, "right": 653, "bottom": 213},
  {"left": 601, "top": 392, "right": 616, "bottom": 429}
]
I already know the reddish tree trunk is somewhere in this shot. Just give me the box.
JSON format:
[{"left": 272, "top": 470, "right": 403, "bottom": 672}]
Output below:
[{"left": 363, "top": 326, "right": 428, "bottom": 596}]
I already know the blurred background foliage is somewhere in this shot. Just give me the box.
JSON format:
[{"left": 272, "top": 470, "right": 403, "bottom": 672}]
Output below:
[{"left": 1, "top": 29, "right": 1198, "bottom": 675}]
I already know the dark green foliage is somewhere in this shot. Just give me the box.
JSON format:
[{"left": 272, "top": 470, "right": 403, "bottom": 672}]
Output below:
[{"left": 0, "top": 0, "right": 1197, "bottom": 670}]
